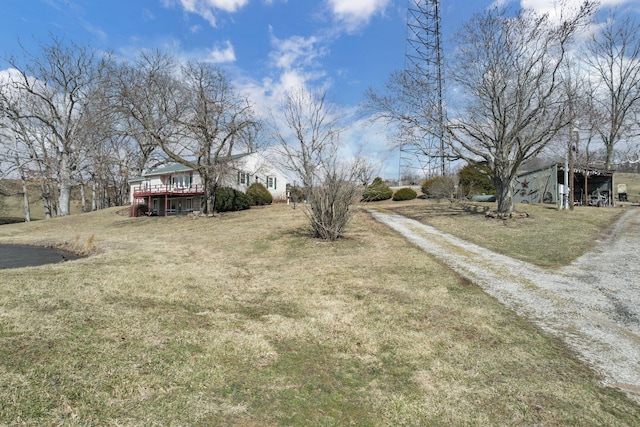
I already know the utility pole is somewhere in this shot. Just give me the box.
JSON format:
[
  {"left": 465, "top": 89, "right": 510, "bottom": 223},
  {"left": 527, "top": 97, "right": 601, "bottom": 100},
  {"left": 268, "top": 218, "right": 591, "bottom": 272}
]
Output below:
[{"left": 569, "top": 129, "right": 575, "bottom": 210}]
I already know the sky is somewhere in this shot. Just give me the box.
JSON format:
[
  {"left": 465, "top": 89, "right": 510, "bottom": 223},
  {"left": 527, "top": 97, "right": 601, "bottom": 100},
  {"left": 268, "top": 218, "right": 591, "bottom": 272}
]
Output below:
[{"left": 1, "top": 0, "right": 639, "bottom": 180}]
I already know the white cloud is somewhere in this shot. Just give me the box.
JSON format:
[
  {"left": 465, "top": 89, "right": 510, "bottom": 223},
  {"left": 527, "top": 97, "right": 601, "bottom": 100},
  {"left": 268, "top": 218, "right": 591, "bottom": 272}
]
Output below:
[
  {"left": 492, "top": 0, "right": 635, "bottom": 15},
  {"left": 522, "top": 0, "right": 634, "bottom": 17},
  {"left": 327, "top": 0, "right": 391, "bottom": 32},
  {"left": 165, "top": 0, "right": 249, "bottom": 27},
  {"left": 80, "top": 19, "right": 108, "bottom": 43},
  {"left": 207, "top": 40, "right": 236, "bottom": 63},
  {"left": 268, "top": 30, "right": 328, "bottom": 71},
  {"left": 142, "top": 8, "right": 156, "bottom": 21}
]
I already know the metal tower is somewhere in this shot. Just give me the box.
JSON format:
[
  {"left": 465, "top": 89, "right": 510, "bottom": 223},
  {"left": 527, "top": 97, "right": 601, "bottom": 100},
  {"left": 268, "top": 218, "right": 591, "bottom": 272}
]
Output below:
[{"left": 400, "top": 0, "right": 446, "bottom": 182}]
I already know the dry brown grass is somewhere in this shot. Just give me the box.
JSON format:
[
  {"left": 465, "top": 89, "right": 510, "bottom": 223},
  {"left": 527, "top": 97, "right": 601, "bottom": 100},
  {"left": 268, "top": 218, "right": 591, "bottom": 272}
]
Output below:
[
  {"left": 0, "top": 204, "right": 639, "bottom": 425},
  {"left": 378, "top": 198, "right": 625, "bottom": 267},
  {"left": 617, "top": 172, "right": 640, "bottom": 202}
]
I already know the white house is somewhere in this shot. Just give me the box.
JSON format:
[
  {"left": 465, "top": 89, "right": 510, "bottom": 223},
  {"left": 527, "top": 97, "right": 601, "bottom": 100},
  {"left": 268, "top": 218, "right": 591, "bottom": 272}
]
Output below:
[{"left": 129, "top": 152, "right": 288, "bottom": 216}]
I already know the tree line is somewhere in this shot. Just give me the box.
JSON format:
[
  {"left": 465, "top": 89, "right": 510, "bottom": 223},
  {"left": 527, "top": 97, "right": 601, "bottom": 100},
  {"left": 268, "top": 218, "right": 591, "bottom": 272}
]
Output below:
[
  {"left": 2, "top": 0, "right": 640, "bottom": 232},
  {"left": 0, "top": 40, "right": 362, "bottom": 239}
]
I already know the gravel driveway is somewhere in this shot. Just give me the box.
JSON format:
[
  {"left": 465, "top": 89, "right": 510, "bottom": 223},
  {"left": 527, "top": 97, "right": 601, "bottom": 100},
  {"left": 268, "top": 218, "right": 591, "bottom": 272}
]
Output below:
[{"left": 369, "top": 207, "right": 640, "bottom": 402}]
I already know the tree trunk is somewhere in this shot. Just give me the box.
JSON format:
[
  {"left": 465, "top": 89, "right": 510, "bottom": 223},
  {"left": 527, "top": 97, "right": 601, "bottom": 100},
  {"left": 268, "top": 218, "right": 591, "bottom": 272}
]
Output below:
[
  {"left": 206, "top": 182, "right": 217, "bottom": 214},
  {"left": 57, "top": 151, "right": 72, "bottom": 216},
  {"left": 91, "top": 180, "right": 98, "bottom": 211},
  {"left": 41, "top": 181, "right": 52, "bottom": 220},
  {"left": 21, "top": 180, "right": 31, "bottom": 223},
  {"left": 605, "top": 144, "right": 614, "bottom": 171},
  {"left": 495, "top": 177, "right": 514, "bottom": 214},
  {"left": 80, "top": 182, "right": 87, "bottom": 212}
]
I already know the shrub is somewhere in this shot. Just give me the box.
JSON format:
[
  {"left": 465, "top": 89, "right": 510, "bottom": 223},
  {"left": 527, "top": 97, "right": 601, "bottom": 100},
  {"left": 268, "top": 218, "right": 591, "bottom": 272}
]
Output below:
[
  {"left": 287, "top": 184, "right": 305, "bottom": 203},
  {"left": 247, "top": 182, "right": 273, "bottom": 206},
  {"left": 421, "top": 176, "right": 456, "bottom": 201},
  {"left": 458, "top": 163, "right": 495, "bottom": 198},
  {"left": 135, "top": 204, "right": 149, "bottom": 216},
  {"left": 306, "top": 174, "right": 359, "bottom": 241},
  {"left": 214, "top": 187, "right": 251, "bottom": 212},
  {"left": 392, "top": 187, "right": 418, "bottom": 201},
  {"left": 361, "top": 177, "right": 393, "bottom": 202}
]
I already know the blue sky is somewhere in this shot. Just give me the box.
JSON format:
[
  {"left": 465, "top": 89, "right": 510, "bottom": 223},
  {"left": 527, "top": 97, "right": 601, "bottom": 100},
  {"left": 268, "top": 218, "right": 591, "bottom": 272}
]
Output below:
[{"left": 2, "top": 0, "right": 639, "bottom": 179}]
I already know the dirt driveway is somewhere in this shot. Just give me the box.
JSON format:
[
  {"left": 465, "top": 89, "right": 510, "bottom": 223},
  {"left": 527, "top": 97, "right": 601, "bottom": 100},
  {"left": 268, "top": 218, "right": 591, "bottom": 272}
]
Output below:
[{"left": 369, "top": 207, "right": 640, "bottom": 402}]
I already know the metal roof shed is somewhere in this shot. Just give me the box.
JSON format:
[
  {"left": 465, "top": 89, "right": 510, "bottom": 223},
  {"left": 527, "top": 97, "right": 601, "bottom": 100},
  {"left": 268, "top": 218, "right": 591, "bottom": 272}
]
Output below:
[{"left": 513, "top": 163, "right": 614, "bottom": 207}]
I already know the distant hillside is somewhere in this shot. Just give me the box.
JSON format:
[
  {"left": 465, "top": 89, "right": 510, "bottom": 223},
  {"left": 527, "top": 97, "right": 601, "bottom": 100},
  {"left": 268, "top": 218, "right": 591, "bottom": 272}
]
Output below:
[
  {"left": 616, "top": 173, "right": 640, "bottom": 203},
  {"left": 0, "top": 179, "right": 85, "bottom": 223}
]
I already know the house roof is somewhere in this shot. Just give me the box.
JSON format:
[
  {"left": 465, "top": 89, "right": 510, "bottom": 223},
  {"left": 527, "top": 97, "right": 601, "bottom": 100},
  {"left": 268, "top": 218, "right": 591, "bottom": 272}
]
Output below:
[
  {"left": 518, "top": 162, "right": 614, "bottom": 178},
  {"left": 131, "top": 152, "right": 289, "bottom": 182},
  {"left": 141, "top": 153, "right": 255, "bottom": 177},
  {"left": 143, "top": 163, "right": 194, "bottom": 177}
]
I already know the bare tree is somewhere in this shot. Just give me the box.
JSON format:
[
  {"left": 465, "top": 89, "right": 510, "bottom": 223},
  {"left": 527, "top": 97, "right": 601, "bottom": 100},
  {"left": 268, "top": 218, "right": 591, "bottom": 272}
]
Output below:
[
  {"left": 270, "top": 86, "right": 361, "bottom": 240},
  {"left": 582, "top": 11, "right": 640, "bottom": 170},
  {"left": 1, "top": 83, "right": 57, "bottom": 219},
  {"left": 270, "top": 87, "right": 341, "bottom": 189},
  {"left": 305, "top": 158, "right": 361, "bottom": 241},
  {"left": 447, "top": 2, "right": 596, "bottom": 213},
  {"left": 3, "top": 37, "right": 105, "bottom": 216},
  {"left": 115, "top": 51, "right": 258, "bottom": 213},
  {"left": 0, "top": 114, "right": 31, "bottom": 221},
  {"left": 362, "top": 69, "right": 446, "bottom": 174}
]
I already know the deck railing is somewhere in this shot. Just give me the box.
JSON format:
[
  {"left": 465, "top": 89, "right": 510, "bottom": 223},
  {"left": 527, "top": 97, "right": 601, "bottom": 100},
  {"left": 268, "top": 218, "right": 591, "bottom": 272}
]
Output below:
[{"left": 132, "top": 184, "right": 205, "bottom": 198}]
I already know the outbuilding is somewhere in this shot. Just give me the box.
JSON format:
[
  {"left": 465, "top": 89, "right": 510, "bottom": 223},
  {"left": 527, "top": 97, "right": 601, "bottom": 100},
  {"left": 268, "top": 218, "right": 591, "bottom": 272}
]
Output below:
[{"left": 513, "top": 163, "right": 614, "bottom": 207}]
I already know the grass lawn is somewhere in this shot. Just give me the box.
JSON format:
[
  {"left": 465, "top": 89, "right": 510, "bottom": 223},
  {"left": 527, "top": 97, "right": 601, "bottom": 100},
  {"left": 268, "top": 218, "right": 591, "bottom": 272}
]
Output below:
[
  {"left": 0, "top": 201, "right": 639, "bottom": 426},
  {"left": 384, "top": 199, "right": 627, "bottom": 268}
]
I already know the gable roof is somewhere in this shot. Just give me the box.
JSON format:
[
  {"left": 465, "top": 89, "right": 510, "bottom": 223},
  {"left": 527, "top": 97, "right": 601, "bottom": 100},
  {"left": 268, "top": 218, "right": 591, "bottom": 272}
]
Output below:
[
  {"left": 141, "top": 153, "right": 258, "bottom": 177},
  {"left": 132, "top": 152, "right": 288, "bottom": 182},
  {"left": 143, "top": 163, "right": 194, "bottom": 177}
]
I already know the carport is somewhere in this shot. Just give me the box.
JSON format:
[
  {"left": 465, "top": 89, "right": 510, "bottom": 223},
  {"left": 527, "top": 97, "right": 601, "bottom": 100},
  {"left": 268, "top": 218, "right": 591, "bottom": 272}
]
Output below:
[{"left": 513, "top": 163, "right": 614, "bottom": 206}]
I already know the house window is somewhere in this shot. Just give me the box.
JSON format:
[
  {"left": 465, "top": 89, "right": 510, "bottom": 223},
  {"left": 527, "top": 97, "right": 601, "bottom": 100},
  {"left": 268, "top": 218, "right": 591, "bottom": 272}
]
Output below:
[
  {"left": 238, "top": 172, "right": 250, "bottom": 185},
  {"left": 267, "top": 176, "right": 273, "bottom": 188},
  {"left": 185, "top": 198, "right": 193, "bottom": 211},
  {"left": 173, "top": 173, "right": 192, "bottom": 188}
]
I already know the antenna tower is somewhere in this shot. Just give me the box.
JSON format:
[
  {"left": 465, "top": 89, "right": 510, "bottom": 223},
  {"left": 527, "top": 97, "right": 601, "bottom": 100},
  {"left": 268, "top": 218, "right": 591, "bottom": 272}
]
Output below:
[{"left": 400, "top": 0, "right": 446, "bottom": 182}]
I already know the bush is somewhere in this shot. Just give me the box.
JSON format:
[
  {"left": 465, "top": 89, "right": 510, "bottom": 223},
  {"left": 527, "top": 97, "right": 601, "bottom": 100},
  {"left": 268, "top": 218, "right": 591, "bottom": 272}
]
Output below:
[
  {"left": 287, "top": 184, "right": 305, "bottom": 203},
  {"left": 135, "top": 204, "right": 149, "bottom": 216},
  {"left": 307, "top": 175, "right": 359, "bottom": 241},
  {"left": 392, "top": 187, "right": 418, "bottom": 201},
  {"left": 361, "top": 177, "right": 393, "bottom": 202},
  {"left": 421, "top": 176, "right": 456, "bottom": 200},
  {"left": 246, "top": 182, "right": 273, "bottom": 206},
  {"left": 458, "top": 163, "right": 495, "bottom": 197},
  {"left": 214, "top": 187, "right": 251, "bottom": 212}
]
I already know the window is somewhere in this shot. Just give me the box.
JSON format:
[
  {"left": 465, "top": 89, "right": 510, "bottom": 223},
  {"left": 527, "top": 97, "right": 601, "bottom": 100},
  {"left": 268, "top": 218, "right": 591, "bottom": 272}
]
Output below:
[
  {"left": 238, "top": 172, "right": 250, "bottom": 185},
  {"left": 173, "top": 173, "right": 192, "bottom": 188},
  {"left": 185, "top": 198, "right": 193, "bottom": 211},
  {"left": 267, "top": 176, "right": 273, "bottom": 188}
]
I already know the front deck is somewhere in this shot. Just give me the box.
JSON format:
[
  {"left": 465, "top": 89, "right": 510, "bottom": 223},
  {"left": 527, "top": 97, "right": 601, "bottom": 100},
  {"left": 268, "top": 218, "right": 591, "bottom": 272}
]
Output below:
[{"left": 132, "top": 184, "right": 205, "bottom": 198}]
